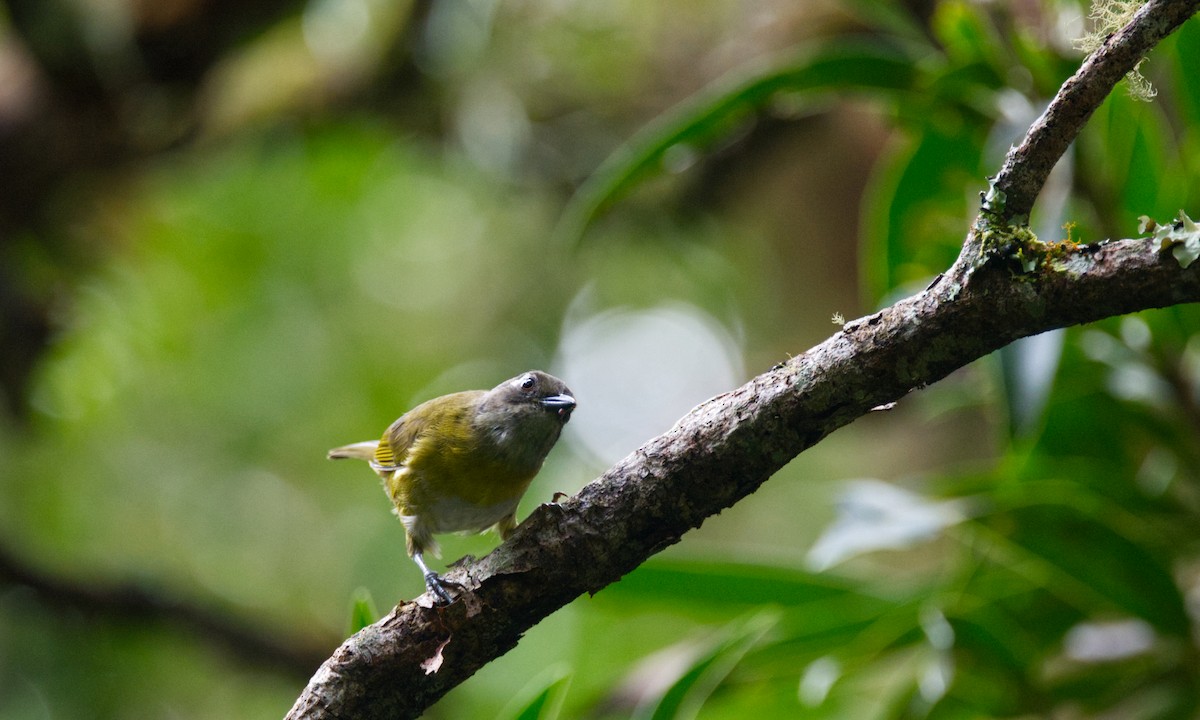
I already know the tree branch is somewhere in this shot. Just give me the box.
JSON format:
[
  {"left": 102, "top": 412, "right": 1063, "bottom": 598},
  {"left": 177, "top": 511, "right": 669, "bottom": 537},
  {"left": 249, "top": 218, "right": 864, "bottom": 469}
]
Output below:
[
  {"left": 286, "top": 3, "right": 1200, "bottom": 717},
  {"left": 0, "top": 542, "right": 330, "bottom": 677}
]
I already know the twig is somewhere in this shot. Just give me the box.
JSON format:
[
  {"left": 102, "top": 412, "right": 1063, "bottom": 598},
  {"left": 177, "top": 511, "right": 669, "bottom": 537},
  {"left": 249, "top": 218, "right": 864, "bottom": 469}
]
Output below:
[{"left": 989, "top": 0, "right": 1199, "bottom": 224}]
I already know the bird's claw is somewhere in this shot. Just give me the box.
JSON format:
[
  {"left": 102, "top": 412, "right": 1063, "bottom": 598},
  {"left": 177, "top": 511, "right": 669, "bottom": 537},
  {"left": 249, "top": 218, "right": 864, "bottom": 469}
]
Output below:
[{"left": 424, "top": 571, "right": 454, "bottom": 605}]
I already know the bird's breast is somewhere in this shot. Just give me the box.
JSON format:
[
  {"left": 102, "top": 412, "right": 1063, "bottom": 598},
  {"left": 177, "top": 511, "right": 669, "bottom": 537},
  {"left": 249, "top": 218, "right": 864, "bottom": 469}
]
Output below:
[{"left": 424, "top": 495, "right": 521, "bottom": 535}]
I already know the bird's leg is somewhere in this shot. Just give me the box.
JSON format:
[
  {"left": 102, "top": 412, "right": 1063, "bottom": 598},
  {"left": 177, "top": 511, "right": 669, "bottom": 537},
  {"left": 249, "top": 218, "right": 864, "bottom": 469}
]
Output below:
[{"left": 412, "top": 552, "right": 453, "bottom": 605}]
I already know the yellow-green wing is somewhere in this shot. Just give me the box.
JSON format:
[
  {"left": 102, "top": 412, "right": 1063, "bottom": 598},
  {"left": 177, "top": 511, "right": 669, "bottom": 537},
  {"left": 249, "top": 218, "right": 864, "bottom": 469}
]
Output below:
[{"left": 375, "top": 391, "right": 483, "bottom": 469}]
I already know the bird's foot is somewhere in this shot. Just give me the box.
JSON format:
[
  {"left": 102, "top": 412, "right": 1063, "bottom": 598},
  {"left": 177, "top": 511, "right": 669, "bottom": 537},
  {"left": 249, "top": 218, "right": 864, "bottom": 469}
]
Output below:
[{"left": 424, "top": 571, "right": 455, "bottom": 605}]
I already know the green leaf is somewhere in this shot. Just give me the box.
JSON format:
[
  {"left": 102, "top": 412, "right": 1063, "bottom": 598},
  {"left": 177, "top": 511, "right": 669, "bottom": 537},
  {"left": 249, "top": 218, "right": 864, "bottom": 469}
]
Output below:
[
  {"left": 978, "top": 502, "right": 1189, "bottom": 636},
  {"left": 636, "top": 611, "right": 778, "bottom": 720},
  {"left": 841, "top": 0, "right": 929, "bottom": 44},
  {"left": 606, "top": 558, "right": 888, "bottom": 608},
  {"left": 604, "top": 559, "right": 916, "bottom": 669},
  {"left": 556, "top": 41, "right": 922, "bottom": 244},
  {"left": 1168, "top": 20, "right": 1200, "bottom": 126},
  {"left": 347, "top": 587, "right": 378, "bottom": 635},
  {"left": 500, "top": 669, "right": 572, "bottom": 720},
  {"left": 862, "top": 126, "right": 983, "bottom": 300},
  {"left": 1081, "top": 92, "right": 1187, "bottom": 230},
  {"left": 931, "top": 0, "right": 1005, "bottom": 72}
]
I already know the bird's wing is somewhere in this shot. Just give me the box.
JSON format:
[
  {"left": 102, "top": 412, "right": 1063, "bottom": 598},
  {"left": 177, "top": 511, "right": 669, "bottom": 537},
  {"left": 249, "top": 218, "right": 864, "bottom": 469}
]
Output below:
[
  {"left": 376, "top": 391, "right": 483, "bottom": 469},
  {"left": 374, "top": 415, "right": 415, "bottom": 469}
]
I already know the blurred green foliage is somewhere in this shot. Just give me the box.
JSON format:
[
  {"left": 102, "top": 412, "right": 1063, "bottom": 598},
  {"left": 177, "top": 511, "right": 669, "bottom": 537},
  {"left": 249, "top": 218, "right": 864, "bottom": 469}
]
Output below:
[{"left": 2, "top": 1, "right": 1200, "bottom": 719}]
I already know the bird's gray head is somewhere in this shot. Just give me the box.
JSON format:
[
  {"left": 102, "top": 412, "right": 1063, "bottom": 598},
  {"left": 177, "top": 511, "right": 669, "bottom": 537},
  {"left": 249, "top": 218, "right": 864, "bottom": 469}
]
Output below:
[
  {"left": 473, "top": 370, "right": 575, "bottom": 469},
  {"left": 487, "top": 370, "right": 576, "bottom": 424}
]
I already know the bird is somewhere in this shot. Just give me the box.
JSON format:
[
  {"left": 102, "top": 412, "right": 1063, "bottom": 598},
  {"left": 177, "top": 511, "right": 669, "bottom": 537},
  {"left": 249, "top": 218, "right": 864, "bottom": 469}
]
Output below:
[{"left": 328, "top": 370, "right": 576, "bottom": 604}]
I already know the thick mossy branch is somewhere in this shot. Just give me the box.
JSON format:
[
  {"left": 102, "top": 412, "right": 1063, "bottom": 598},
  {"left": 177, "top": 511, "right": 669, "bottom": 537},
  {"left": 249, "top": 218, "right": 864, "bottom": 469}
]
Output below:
[{"left": 286, "top": 4, "right": 1200, "bottom": 719}]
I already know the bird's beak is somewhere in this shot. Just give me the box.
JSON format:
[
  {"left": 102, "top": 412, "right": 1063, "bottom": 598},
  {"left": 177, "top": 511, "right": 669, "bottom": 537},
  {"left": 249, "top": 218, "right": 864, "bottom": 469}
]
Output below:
[{"left": 541, "top": 394, "right": 576, "bottom": 410}]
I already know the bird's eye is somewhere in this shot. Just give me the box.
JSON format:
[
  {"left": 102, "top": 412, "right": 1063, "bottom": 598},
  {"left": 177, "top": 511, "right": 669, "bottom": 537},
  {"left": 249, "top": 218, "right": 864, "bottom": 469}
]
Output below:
[{"left": 520, "top": 374, "right": 537, "bottom": 390}]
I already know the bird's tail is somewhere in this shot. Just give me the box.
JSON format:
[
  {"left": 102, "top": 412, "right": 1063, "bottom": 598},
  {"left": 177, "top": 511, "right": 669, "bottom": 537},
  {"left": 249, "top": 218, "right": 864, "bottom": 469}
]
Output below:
[{"left": 327, "top": 441, "right": 379, "bottom": 461}]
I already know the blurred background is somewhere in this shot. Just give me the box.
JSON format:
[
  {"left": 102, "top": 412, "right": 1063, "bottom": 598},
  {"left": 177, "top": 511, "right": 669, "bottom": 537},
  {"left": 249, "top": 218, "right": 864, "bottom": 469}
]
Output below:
[{"left": 1, "top": 0, "right": 1199, "bottom": 717}]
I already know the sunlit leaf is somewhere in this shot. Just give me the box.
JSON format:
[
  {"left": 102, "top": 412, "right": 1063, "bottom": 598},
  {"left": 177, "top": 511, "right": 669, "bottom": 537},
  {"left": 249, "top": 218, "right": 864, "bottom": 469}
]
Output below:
[{"left": 807, "top": 479, "right": 968, "bottom": 570}]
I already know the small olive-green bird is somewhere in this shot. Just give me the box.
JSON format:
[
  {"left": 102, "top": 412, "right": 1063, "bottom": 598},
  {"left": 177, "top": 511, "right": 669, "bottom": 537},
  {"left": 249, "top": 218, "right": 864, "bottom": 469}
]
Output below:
[{"left": 328, "top": 370, "right": 576, "bottom": 604}]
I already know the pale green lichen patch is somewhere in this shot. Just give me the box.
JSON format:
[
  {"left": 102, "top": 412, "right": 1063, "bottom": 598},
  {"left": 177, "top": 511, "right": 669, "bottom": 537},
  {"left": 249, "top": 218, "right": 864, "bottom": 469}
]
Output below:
[
  {"left": 1143, "top": 211, "right": 1200, "bottom": 268},
  {"left": 981, "top": 185, "right": 1007, "bottom": 219}
]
